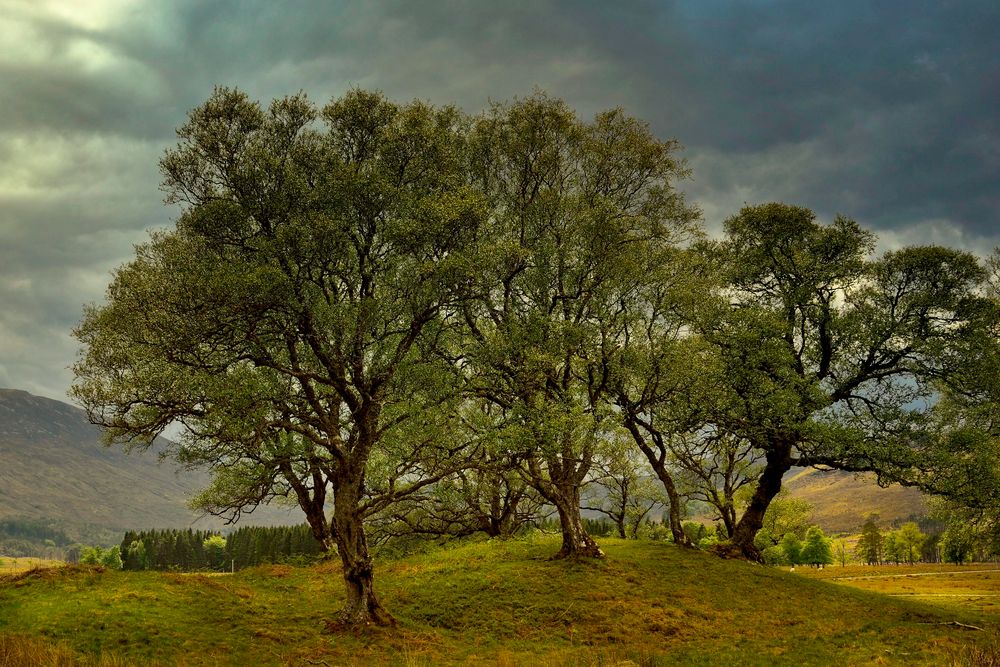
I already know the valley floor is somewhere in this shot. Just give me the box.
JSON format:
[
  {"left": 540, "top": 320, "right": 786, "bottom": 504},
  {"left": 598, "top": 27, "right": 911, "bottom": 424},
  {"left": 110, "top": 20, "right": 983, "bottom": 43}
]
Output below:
[{"left": 1, "top": 537, "right": 997, "bottom": 665}]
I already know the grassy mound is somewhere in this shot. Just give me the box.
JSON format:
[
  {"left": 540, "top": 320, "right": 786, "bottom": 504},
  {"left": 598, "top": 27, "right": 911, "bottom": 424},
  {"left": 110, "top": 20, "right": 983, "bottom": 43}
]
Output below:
[{"left": 0, "top": 537, "right": 996, "bottom": 665}]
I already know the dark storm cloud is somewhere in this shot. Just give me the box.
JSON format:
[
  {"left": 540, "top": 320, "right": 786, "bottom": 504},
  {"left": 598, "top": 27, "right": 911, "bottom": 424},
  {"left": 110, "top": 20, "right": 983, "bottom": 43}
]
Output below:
[{"left": 0, "top": 0, "right": 998, "bottom": 399}]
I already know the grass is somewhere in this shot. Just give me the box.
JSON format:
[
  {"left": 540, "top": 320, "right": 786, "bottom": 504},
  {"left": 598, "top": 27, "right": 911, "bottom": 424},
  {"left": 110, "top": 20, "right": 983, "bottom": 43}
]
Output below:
[
  {"left": 0, "top": 556, "right": 62, "bottom": 573},
  {"left": 0, "top": 537, "right": 997, "bottom": 665},
  {"left": 797, "top": 562, "right": 1000, "bottom": 618}
]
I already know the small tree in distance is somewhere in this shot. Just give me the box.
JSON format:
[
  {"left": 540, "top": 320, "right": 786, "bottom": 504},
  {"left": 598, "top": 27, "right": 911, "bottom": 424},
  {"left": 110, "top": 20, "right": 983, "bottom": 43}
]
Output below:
[
  {"left": 893, "top": 522, "right": 927, "bottom": 565},
  {"left": 799, "top": 526, "right": 833, "bottom": 567},
  {"left": 855, "top": 516, "right": 883, "bottom": 565},
  {"left": 203, "top": 535, "right": 227, "bottom": 570},
  {"left": 780, "top": 532, "right": 802, "bottom": 566}
]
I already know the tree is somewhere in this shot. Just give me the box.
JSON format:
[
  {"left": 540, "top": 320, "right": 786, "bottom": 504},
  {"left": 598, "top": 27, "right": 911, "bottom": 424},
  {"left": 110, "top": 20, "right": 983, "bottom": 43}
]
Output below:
[
  {"left": 834, "top": 538, "right": 850, "bottom": 567},
  {"left": 883, "top": 531, "right": 902, "bottom": 564},
  {"left": 101, "top": 546, "right": 123, "bottom": 570},
  {"left": 780, "top": 532, "right": 802, "bottom": 566},
  {"left": 460, "top": 93, "right": 700, "bottom": 557},
  {"left": 702, "top": 203, "right": 993, "bottom": 560},
  {"left": 799, "top": 526, "right": 833, "bottom": 566},
  {"left": 673, "top": 433, "right": 762, "bottom": 540},
  {"left": 941, "top": 521, "right": 976, "bottom": 565},
  {"left": 125, "top": 540, "right": 148, "bottom": 571},
  {"left": 751, "top": 490, "right": 813, "bottom": 553},
  {"left": 894, "top": 522, "right": 926, "bottom": 564},
  {"left": 856, "top": 516, "right": 883, "bottom": 565},
  {"left": 80, "top": 546, "right": 104, "bottom": 566},
  {"left": 370, "top": 405, "right": 546, "bottom": 542},
  {"left": 72, "top": 88, "right": 483, "bottom": 626},
  {"left": 584, "top": 442, "right": 669, "bottom": 539},
  {"left": 372, "top": 459, "right": 545, "bottom": 542},
  {"left": 203, "top": 535, "right": 227, "bottom": 570}
]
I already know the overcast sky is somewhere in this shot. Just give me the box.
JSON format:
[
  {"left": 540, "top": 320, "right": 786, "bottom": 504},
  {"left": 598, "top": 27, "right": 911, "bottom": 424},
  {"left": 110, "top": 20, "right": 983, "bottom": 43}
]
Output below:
[{"left": 1, "top": 0, "right": 998, "bottom": 402}]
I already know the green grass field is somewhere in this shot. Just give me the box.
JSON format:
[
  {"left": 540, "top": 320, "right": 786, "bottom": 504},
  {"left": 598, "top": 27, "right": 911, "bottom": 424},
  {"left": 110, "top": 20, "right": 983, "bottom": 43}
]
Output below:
[
  {"left": 1, "top": 537, "right": 997, "bottom": 666},
  {"left": 797, "top": 562, "right": 1000, "bottom": 618}
]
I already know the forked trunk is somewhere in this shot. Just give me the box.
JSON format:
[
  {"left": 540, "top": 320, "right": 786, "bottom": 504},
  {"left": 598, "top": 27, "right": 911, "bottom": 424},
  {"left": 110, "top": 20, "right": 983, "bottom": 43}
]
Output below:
[
  {"left": 553, "top": 491, "right": 604, "bottom": 559},
  {"left": 524, "top": 453, "right": 602, "bottom": 558},
  {"left": 723, "top": 443, "right": 793, "bottom": 561},
  {"left": 328, "top": 476, "right": 394, "bottom": 628},
  {"left": 304, "top": 507, "right": 336, "bottom": 555}
]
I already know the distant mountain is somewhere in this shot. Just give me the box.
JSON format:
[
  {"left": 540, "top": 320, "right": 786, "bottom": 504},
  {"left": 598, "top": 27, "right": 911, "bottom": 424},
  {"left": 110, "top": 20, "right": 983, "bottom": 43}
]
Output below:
[
  {"left": 784, "top": 467, "right": 927, "bottom": 533},
  {"left": 0, "top": 388, "right": 296, "bottom": 542}
]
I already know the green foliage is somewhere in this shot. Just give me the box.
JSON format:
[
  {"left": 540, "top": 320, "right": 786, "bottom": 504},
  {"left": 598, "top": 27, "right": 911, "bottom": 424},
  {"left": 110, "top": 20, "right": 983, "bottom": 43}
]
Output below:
[
  {"left": 752, "top": 491, "right": 813, "bottom": 550},
  {"left": 799, "top": 526, "right": 833, "bottom": 566},
  {"left": 856, "top": 516, "right": 884, "bottom": 565},
  {"left": 125, "top": 540, "right": 148, "bottom": 571},
  {"left": 79, "top": 546, "right": 103, "bottom": 566},
  {"left": 202, "top": 535, "right": 227, "bottom": 570},
  {"left": 780, "top": 532, "right": 803, "bottom": 566},
  {"left": 893, "top": 522, "right": 927, "bottom": 564},
  {"left": 0, "top": 519, "right": 71, "bottom": 547},
  {"left": 941, "top": 522, "right": 977, "bottom": 565},
  {"left": 460, "top": 92, "right": 701, "bottom": 554},
  {"left": 682, "top": 521, "right": 710, "bottom": 546},
  {"left": 699, "top": 202, "right": 999, "bottom": 555},
  {"left": 100, "top": 546, "right": 123, "bottom": 570},
  {"left": 761, "top": 544, "right": 786, "bottom": 565}
]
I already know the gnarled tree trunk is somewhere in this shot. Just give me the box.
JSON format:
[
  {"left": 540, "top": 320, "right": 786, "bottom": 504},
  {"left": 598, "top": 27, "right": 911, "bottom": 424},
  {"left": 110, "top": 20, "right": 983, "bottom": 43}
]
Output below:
[
  {"left": 525, "top": 453, "right": 604, "bottom": 559},
  {"left": 722, "top": 443, "right": 793, "bottom": 561},
  {"left": 329, "top": 473, "right": 394, "bottom": 628},
  {"left": 551, "top": 484, "right": 604, "bottom": 559}
]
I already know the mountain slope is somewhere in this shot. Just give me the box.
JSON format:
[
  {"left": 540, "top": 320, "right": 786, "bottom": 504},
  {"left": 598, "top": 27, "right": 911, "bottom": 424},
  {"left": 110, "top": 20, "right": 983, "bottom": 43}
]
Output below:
[
  {"left": 0, "top": 388, "right": 295, "bottom": 536},
  {"left": 785, "top": 467, "right": 927, "bottom": 532}
]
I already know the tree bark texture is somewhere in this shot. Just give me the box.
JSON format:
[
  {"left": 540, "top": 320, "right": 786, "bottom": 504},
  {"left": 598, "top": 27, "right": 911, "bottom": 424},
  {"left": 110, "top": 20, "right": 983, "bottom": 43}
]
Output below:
[
  {"left": 552, "top": 486, "right": 605, "bottom": 559},
  {"left": 328, "top": 473, "right": 394, "bottom": 628},
  {"left": 724, "top": 442, "right": 794, "bottom": 561}
]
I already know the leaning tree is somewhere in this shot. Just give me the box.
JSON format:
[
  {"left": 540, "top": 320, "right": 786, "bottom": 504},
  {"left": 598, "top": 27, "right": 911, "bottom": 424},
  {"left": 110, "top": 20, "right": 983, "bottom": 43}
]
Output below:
[
  {"left": 701, "top": 202, "right": 996, "bottom": 560},
  {"left": 72, "top": 88, "right": 483, "bottom": 626}
]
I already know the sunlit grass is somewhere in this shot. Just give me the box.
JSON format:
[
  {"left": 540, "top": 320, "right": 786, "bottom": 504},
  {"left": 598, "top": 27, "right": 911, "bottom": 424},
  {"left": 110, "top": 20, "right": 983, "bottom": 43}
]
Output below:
[
  {"left": 796, "top": 562, "right": 1000, "bottom": 618},
  {"left": 0, "top": 555, "right": 63, "bottom": 573},
  {"left": 0, "top": 537, "right": 997, "bottom": 665}
]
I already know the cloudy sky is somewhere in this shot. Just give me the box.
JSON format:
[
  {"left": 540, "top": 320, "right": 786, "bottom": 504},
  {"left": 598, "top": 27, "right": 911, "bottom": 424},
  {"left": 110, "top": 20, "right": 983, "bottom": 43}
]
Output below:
[{"left": 1, "top": 0, "right": 998, "bottom": 402}]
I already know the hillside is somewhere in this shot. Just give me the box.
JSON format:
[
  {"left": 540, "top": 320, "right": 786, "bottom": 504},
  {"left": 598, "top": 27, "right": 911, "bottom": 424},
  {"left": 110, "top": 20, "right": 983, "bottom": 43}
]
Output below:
[
  {"left": 0, "top": 537, "right": 995, "bottom": 665},
  {"left": 0, "top": 388, "right": 295, "bottom": 542},
  {"left": 785, "top": 467, "right": 927, "bottom": 532}
]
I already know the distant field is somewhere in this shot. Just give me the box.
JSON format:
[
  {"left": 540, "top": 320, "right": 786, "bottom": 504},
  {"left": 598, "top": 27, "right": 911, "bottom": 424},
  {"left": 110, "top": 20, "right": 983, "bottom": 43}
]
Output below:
[
  {"left": 1, "top": 537, "right": 998, "bottom": 665},
  {"left": 0, "top": 556, "right": 62, "bottom": 573},
  {"left": 797, "top": 562, "right": 1000, "bottom": 618}
]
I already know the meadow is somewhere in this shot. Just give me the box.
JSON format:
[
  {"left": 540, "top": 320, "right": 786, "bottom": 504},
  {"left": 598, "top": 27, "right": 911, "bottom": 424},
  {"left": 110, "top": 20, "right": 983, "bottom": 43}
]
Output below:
[
  {"left": 797, "top": 562, "right": 1000, "bottom": 619},
  {"left": 0, "top": 557, "right": 62, "bottom": 574},
  {"left": 1, "top": 537, "right": 998, "bottom": 666}
]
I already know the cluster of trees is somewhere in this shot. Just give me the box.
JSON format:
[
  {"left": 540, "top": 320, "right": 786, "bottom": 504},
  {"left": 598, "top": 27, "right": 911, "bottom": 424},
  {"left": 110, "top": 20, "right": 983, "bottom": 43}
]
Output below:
[
  {"left": 225, "top": 525, "right": 327, "bottom": 567},
  {"left": 71, "top": 88, "right": 1000, "bottom": 626},
  {"left": 776, "top": 527, "right": 834, "bottom": 567},
  {"left": 854, "top": 516, "right": 973, "bottom": 565},
  {"left": 78, "top": 545, "right": 123, "bottom": 569},
  {"left": 110, "top": 525, "right": 333, "bottom": 571},
  {"left": 116, "top": 529, "right": 227, "bottom": 571},
  {"left": 0, "top": 519, "right": 71, "bottom": 558}
]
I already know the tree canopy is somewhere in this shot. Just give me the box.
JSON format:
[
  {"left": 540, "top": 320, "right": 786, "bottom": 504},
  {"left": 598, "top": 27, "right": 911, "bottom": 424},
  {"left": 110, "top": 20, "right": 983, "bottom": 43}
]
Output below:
[{"left": 73, "top": 88, "right": 1000, "bottom": 631}]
